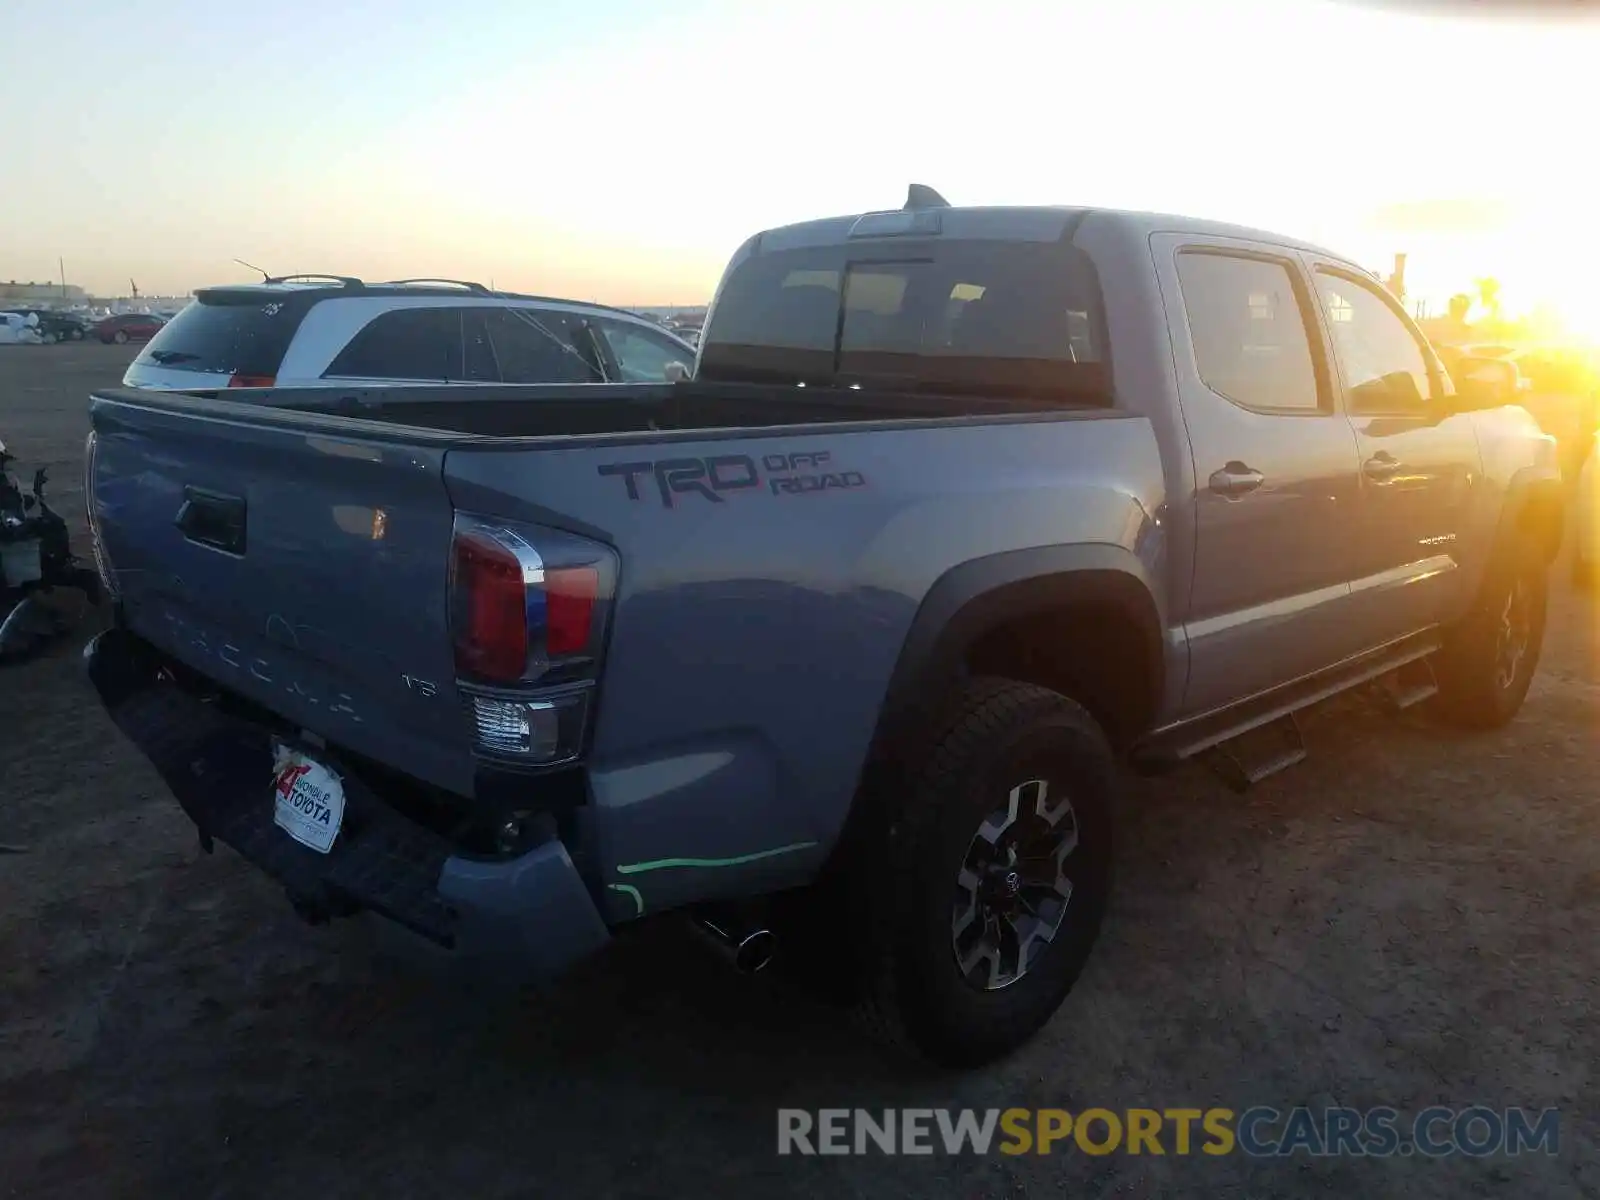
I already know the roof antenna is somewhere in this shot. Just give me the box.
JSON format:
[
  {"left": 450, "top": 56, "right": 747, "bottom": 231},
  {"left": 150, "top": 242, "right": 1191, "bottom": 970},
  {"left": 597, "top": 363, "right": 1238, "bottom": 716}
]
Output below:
[
  {"left": 904, "top": 183, "right": 950, "bottom": 211},
  {"left": 233, "top": 257, "right": 270, "bottom": 282}
]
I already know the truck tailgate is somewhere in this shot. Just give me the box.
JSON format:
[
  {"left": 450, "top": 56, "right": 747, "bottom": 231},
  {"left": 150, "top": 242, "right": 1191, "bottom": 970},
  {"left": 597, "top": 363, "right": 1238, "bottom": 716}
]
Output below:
[{"left": 89, "top": 393, "right": 475, "bottom": 795}]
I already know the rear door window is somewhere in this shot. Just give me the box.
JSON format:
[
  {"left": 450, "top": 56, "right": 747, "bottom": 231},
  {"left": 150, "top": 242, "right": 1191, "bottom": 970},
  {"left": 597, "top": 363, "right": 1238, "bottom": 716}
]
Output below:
[
  {"left": 698, "top": 240, "right": 1109, "bottom": 401},
  {"left": 482, "top": 308, "right": 603, "bottom": 384},
  {"left": 134, "top": 294, "right": 306, "bottom": 378},
  {"left": 1176, "top": 252, "right": 1325, "bottom": 413},
  {"left": 324, "top": 307, "right": 467, "bottom": 381}
]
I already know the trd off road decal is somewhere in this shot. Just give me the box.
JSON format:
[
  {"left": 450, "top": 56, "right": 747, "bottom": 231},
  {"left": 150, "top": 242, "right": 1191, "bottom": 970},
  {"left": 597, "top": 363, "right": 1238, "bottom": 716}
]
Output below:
[{"left": 598, "top": 451, "right": 866, "bottom": 509}]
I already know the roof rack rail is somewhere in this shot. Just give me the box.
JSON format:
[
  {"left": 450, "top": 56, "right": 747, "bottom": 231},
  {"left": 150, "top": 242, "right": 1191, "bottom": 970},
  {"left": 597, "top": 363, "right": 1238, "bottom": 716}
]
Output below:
[
  {"left": 380, "top": 278, "right": 491, "bottom": 294},
  {"left": 262, "top": 273, "right": 364, "bottom": 288},
  {"left": 904, "top": 183, "right": 950, "bottom": 211}
]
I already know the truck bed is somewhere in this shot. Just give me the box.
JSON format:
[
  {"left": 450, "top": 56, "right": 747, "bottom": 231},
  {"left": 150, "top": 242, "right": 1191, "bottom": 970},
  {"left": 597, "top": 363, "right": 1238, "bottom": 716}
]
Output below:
[
  {"left": 93, "top": 378, "right": 1106, "bottom": 441},
  {"left": 86, "top": 376, "right": 1163, "bottom": 940}
]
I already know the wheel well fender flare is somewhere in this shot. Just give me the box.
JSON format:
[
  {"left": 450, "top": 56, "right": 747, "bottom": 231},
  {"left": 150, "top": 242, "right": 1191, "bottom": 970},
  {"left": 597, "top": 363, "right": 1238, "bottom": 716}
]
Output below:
[
  {"left": 870, "top": 544, "right": 1166, "bottom": 763},
  {"left": 1494, "top": 463, "right": 1565, "bottom": 565}
]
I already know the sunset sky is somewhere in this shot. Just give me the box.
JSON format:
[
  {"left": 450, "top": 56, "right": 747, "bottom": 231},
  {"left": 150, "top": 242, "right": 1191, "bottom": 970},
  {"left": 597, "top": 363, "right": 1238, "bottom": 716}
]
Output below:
[{"left": 4, "top": 0, "right": 1598, "bottom": 330}]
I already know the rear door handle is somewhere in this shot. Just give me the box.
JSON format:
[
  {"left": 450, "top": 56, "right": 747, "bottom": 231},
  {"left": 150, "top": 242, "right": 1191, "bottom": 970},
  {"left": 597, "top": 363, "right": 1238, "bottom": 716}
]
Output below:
[
  {"left": 1208, "top": 462, "right": 1265, "bottom": 498},
  {"left": 175, "top": 486, "right": 247, "bottom": 555},
  {"left": 1363, "top": 453, "right": 1403, "bottom": 482}
]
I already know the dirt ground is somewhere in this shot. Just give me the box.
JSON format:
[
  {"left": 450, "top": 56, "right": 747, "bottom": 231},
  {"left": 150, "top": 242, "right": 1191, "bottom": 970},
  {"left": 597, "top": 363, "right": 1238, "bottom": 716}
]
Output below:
[{"left": 1, "top": 343, "right": 1596, "bottom": 1199}]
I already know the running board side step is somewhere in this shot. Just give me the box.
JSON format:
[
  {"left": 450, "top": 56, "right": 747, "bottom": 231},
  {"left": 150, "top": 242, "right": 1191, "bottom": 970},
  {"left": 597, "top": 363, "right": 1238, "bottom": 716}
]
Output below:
[
  {"left": 1202, "top": 712, "right": 1306, "bottom": 792},
  {"left": 1383, "top": 655, "right": 1439, "bottom": 711},
  {"left": 1130, "top": 629, "right": 1443, "bottom": 782}
]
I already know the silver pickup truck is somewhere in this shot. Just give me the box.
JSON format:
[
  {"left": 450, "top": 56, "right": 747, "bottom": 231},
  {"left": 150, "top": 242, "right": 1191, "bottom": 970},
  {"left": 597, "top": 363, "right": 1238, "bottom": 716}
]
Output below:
[{"left": 84, "top": 188, "right": 1562, "bottom": 1067}]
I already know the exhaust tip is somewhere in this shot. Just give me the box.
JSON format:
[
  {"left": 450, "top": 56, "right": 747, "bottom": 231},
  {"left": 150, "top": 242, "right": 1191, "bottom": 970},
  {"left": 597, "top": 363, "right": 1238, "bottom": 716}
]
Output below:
[
  {"left": 692, "top": 911, "right": 778, "bottom": 974},
  {"left": 733, "top": 929, "right": 777, "bottom": 974}
]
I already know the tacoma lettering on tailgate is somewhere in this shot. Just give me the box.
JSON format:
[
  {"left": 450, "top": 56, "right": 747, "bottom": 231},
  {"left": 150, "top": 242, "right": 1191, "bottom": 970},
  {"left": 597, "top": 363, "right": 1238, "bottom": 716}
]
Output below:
[
  {"left": 159, "top": 609, "right": 362, "bottom": 721},
  {"left": 598, "top": 451, "right": 867, "bottom": 509}
]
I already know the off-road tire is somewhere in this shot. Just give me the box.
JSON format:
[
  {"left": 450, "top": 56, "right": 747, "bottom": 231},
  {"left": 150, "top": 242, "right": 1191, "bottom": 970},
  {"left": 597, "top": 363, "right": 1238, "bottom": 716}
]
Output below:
[
  {"left": 853, "top": 677, "right": 1116, "bottom": 1068},
  {"left": 1434, "top": 542, "right": 1548, "bottom": 730}
]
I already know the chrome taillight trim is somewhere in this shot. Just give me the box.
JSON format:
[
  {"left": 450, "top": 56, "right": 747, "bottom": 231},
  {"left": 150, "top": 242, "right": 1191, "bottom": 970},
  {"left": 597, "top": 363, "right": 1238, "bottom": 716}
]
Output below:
[{"left": 83, "top": 430, "right": 119, "bottom": 602}]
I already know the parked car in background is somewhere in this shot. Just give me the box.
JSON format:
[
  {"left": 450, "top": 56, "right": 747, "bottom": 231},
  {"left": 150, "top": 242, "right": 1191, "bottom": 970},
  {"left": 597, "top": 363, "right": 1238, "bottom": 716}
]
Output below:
[
  {"left": 123, "top": 277, "right": 698, "bottom": 390},
  {"left": 1437, "top": 343, "right": 1598, "bottom": 482},
  {"left": 1508, "top": 345, "right": 1597, "bottom": 394},
  {"left": 1436, "top": 343, "right": 1531, "bottom": 393},
  {"left": 14, "top": 309, "right": 91, "bottom": 343},
  {"left": 1507, "top": 346, "right": 1600, "bottom": 481},
  {"left": 86, "top": 191, "right": 1563, "bottom": 1068},
  {"left": 95, "top": 312, "right": 166, "bottom": 345},
  {"left": 0, "top": 313, "right": 42, "bottom": 345}
]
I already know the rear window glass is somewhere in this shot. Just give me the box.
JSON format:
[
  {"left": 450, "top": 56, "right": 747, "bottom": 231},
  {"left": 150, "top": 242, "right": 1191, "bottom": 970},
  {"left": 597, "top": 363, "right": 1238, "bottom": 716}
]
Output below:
[
  {"left": 134, "top": 294, "right": 305, "bottom": 377},
  {"left": 326, "top": 307, "right": 468, "bottom": 381},
  {"left": 698, "top": 240, "right": 1108, "bottom": 402}
]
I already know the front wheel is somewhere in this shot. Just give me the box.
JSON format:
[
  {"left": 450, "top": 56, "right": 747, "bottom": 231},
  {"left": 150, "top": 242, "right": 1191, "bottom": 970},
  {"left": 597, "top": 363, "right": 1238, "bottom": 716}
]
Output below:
[
  {"left": 112, "top": 330, "right": 129, "bottom": 345},
  {"left": 855, "top": 677, "right": 1115, "bottom": 1068},
  {"left": 1434, "top": 545, "right": 1548, "bottom": 729}
]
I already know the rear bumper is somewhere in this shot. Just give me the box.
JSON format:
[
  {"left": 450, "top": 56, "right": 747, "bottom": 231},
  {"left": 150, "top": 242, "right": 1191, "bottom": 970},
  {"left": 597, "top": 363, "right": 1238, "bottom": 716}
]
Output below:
[{"left": 84, "top": 627, "right": 610, "bottom": 981}]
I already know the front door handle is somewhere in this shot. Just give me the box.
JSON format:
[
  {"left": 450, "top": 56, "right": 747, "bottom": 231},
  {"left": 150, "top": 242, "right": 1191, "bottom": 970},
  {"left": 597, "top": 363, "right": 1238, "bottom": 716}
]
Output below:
[
  {"left": 1364, "top": 453, "right": 1403, "bottom": 482},
  {"left": 1209, "top": 461, "right": 1265, "bottom": 498}
]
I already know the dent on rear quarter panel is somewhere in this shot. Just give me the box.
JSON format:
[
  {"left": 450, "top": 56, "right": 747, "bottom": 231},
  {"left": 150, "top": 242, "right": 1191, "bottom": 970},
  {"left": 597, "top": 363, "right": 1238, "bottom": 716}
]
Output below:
[{"left": 444, "top": 415, "right": 1167, "bottom": 914}]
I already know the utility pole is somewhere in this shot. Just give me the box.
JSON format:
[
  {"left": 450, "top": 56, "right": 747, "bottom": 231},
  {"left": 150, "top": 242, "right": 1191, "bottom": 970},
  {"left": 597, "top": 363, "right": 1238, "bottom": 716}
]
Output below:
[
  {"left": 58, "top": 257, "right": 66, "bottom": 301},
  {"left": 1384, "top": 252, "right": 1407, "bottom": 303}
]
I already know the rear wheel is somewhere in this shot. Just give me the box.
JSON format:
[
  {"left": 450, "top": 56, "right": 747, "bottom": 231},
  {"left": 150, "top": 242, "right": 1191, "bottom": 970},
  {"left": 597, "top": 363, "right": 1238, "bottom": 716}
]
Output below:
[
  {"left": 1434, "top": 543, "right": 1547, "bottom": 729},
  {"left": 854, "top": 678, "right": 1115, "bottom": 1067}
]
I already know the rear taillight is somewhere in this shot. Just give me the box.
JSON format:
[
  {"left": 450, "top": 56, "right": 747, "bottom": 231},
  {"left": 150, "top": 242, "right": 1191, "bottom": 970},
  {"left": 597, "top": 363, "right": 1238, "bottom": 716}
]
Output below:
[
  {"left": 468, "top": 688, "right": 592, "bottom": 763},
  {"left": 228, "top": 374, "right": 276, "bottom": 388},
  {"left": 449, "top": 515, "right": 617, "bottom": 766},
  {"left": 542, "top": 567, "right": 599, "bottom": 656},
  {"left": 451, "top": 528, "right": 531, "bottom": 682}
]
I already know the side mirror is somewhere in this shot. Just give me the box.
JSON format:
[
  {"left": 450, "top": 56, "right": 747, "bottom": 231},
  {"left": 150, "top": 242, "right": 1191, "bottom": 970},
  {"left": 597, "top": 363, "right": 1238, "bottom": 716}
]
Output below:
[
  {"left": 664, "top": 360, "right": 692, "bottom": 383},
  {"left": 1454, "top": 356, "right": 1519, "bottom": 408}
]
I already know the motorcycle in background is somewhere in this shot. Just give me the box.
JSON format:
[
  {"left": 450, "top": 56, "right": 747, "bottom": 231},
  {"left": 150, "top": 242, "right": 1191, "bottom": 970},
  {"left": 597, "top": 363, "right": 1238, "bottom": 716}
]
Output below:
[{"left": 0, "top": 437, "right": 101, "bottom": 660}]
